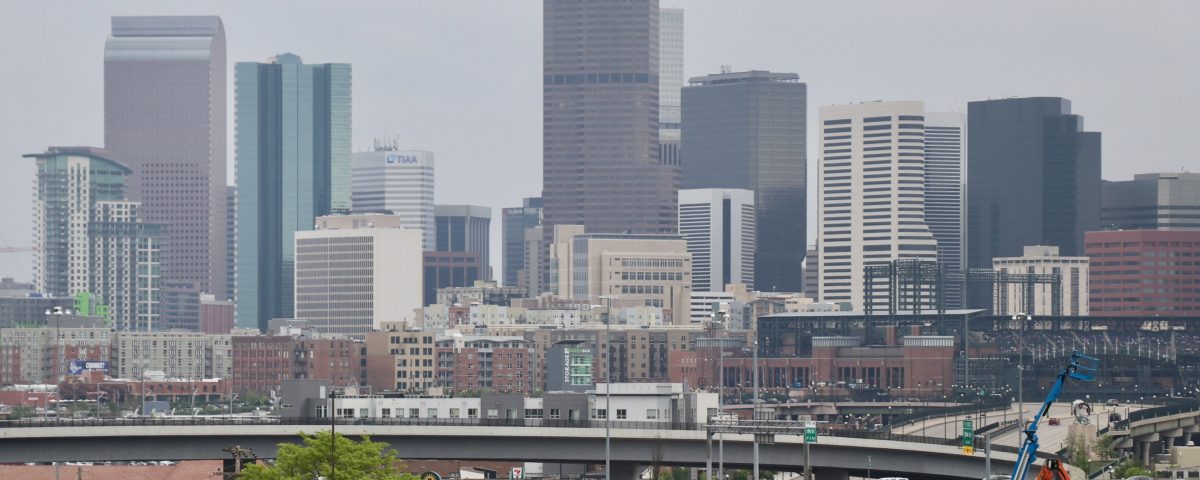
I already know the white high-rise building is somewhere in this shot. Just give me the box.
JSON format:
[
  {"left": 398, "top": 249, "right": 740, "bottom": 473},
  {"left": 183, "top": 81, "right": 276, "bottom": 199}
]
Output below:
[
  {"left": 350, "top": 150, "right": 435, "bottom": 250},
  {"left": 817, "top": 101, "right": 939, "bottom": 311},
  {"left": 678, "top": 189, "right": 755, "bottom": 292},
  {"left": 294, "top": 214, "right": 423, "bottom": 338},
  {"left": 924, "top": 112, "right": 966, "bottom": 308},
  {"left": 993, "top": 245, "right": 1089, "bottom": 316}
]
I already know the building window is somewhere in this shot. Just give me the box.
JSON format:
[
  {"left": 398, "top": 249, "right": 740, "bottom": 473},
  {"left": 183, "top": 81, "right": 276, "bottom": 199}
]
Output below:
[
  {"left": 409, "top": 408, "right": 419, "bottom": 418},
  {"left": 468, "top": 408, "right": 479, "bottom": 418},
  {"left": 449, "top": 408, "right": 460, "bottom": 418},
  {"left": 381, "top": 408, "right": 391, "bottom": 418},
  {"left": 646, "top": 409, "right": 658, "bottom": 419},
  {"left": 549, "top": 408, "right": 561, "bottom": 419},
  {"left": 428, "top": 408, "right": 438, "bottom": 418},
  {"left": 616, "top": 409, "right": 627, "bottom": 420}
]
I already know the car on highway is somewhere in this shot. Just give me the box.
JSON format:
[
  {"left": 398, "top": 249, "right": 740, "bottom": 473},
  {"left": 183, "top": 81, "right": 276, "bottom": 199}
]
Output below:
[
  {"left": 1048, "top": 417, "right": 1060, "bottom": 426},
  {"left": 1106, "top": 399, "right": 1120, "bottom": 407}
]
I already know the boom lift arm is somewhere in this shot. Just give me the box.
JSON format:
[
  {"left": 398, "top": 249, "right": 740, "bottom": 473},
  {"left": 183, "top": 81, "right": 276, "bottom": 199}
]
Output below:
[{"left": 1011, "top": 351, "right": 1100, "bottom": 480}]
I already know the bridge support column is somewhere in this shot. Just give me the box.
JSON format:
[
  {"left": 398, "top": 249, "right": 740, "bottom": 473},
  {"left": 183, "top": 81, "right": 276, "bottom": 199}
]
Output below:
[
  {"left": 1142, "top": 440, "right": 1152, "bottom": 466},
  {"left": 815, "top": 468, "right": 849, "bottom": 480},
  {"left": 610, "top": 461, "right": 642, "bottom": 480}
]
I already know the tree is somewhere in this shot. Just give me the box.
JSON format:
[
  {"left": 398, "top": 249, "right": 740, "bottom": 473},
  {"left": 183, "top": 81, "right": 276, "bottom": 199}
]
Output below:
[
  {"left": 240, "top": 431, "right": 420, "bottom": 480},
  {"left": 1093, "top": 434, "right": 1117, "bottom": 464},
  {"left": 1064, "top": 431, "right": 1092, "bottom": 472},
  {"left": 1112, "top": 459, "right": 1153, "bottom": 479},
  {"left": 8, "top": 405, "right": 34, "bottom": 420}
]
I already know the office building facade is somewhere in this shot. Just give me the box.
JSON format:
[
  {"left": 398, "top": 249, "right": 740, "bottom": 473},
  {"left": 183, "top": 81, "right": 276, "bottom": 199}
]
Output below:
[
  {"left": 678, "top": 189, "right": 755, "bottom": 292},
  {"left": 523, "top": 225, "right": 547, "bottom": 297},
  {"left": 423, "top": 252, "right": 484, "bottom": 308},
  {"left": 1086, "top": 230, "right": 1200, "bottom": 316},
  {"left": 235, "top": 53, "right": 352, "bottom": 331},
  {"left": 681, "top": 70, "right": 807, "bottom": 292},
  {"left": 436, "top": 205, "right": 492, "bottom": 279},
  {"left": 502, "top": 197, "right": 543, "bottom": 288},
  {"left": 104, "top": 16, "right": 227, "bottom": 312},
  {"left": 817, "top": 101, "right": 939, "bottom": 311},
  {"left": 966, "top": 97, "right": 1101, "bottom": 272},
  {"left": 294, "top": 215, "right": 422, "bottom": 338},
  {"left": 351, "top": 149, "right": 436, "bottom": 250},
  {"left": 992, "top": 245, "right": 1089, "bottom": 316},
  {"left": 923, "top": 112, "right": 967, "bottom": 307},
  {"left": 1101, "top": 172, "right": 1200, "bottom": 231},
  {"left": 552, "top": 233, "right": 692, "bottom": 325},
  {"left": 26, "top": 148, "right": 161, "bottom": 332},
  {"left": 542, "top": 0, "right": 677, "bottom": 237},
  {"left": 658, "top": 7, "right": 684, "bottom": 170}
]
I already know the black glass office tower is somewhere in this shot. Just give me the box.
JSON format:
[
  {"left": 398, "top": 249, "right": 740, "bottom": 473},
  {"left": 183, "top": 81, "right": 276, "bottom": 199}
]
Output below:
[
  {"left": 966, "top": 97, "right": 1101, "bottom": 307},
  {"left": 682, "top": 71, "right": 807, "bottom": 293}
]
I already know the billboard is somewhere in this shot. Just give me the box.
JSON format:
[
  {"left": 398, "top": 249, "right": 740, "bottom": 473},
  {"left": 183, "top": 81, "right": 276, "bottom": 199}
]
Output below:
[{"left": 67, "top": 360, "right": 109, "bottom": 375}]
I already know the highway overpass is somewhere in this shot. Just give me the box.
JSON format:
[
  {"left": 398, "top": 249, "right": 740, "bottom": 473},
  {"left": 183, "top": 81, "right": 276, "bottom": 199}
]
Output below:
[{"left": 0, "top": 419, "right": 1037, "bottom": 480}]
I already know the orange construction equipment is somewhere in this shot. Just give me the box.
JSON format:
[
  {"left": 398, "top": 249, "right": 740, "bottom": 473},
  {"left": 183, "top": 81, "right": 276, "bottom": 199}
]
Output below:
[{"left": 1035, "top": 459, "right": 1071, "bottom": 480}]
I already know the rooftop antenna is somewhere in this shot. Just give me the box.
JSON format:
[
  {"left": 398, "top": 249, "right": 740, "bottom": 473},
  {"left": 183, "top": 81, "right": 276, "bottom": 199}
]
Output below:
[{"left": 719, "top": 65, "right": 732, "bottom": 74}]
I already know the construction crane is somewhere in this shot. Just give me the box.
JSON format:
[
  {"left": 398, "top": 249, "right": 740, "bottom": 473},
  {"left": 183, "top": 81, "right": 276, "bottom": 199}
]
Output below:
[{"left": 1011, "top": 351, "right": 1100, "bottom": 480}]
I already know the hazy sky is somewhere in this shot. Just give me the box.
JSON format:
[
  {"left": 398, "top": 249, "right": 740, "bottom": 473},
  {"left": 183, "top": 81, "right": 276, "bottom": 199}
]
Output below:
[{"left": 0, "top": 1, "right": 1196, "bottom": 282}]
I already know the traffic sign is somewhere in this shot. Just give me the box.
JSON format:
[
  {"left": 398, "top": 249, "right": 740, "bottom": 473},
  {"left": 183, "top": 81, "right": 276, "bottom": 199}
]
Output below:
[
  {"left": 804, "top": 422, "right": 817, "bottom": 443},
  {"left": 962, "top": 419, "right": 974, "bottom": 448},
  {"left": 511, "top": 467, "right": 524, "bottom": 479}
]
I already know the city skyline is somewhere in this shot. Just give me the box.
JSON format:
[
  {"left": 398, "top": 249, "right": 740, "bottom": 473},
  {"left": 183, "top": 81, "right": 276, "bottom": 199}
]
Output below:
[{"left": 0, "top": 1, "right": 1197, "bottom": 282}]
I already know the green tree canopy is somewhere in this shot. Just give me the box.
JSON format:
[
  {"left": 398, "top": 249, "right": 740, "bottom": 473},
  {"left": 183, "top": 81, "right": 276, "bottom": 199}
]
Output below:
[{"left": 241, "top": 431, "right": 420, "bottom": 480}]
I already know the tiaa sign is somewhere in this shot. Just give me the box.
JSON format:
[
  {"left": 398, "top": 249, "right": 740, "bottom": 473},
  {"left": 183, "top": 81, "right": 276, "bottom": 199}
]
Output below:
[{"left": 386, "top": 154, "right": 420, "bottom": 165}]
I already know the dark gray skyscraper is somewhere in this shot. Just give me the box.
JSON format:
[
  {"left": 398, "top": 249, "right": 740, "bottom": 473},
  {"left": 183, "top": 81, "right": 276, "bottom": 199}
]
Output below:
[
  {"left": 235, "top": 53, "right": 352, "bottom": 331},
  {"left": 435, "top": 205, "right": 492, "bottom": 279},
  {"left": 682, "top": 70, "right": 807, "bottom": 292},
  {"left": 502, "top": 197, "right": 542, "bottom": 287},
  {"left": 542, "top": 0, "right": 676, "bottom": 238},
  {"left": 104, "top": 16, "right": 227, "bottom": 325},
  {"left": 966, "top": 97, "right": 1101, "bottom": 295},
  {"left": 1102, "top": 172, "right": 1200, "bottom": 231}
]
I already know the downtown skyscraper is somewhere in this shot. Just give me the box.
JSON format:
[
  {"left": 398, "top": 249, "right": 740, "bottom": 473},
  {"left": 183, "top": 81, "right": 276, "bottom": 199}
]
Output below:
[
  {"left": 966, "top": 98, "right": 1101, "bottom": 270},
  {"left": 235, "top": 53, "right": 351, "bottom": 331},
  {"left": 923, "top": 112, "right": 966, "bottom": 308},
  {"left": 817, "top": 101, "right": 938, "bottom": 311},
  {"left": 104, "top": 16, "right": 227, "bottom": 325},
  {"left": 682, "top": 70, "right": 807, "bottom": 292},
  {"left": 542, "top": 0, "right": 677, "bottom": 238}
]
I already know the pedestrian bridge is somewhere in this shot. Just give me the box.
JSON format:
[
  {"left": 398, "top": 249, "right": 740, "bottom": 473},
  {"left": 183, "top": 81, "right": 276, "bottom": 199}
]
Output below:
[{"left": 0, "top": 418, "right": 1049, "bottom": 480}]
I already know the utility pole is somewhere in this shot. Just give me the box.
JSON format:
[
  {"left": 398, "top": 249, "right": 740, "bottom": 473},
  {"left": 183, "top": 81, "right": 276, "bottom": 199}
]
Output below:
[{"left": 717, "top": 313, "right": 725, "bottom": 480}]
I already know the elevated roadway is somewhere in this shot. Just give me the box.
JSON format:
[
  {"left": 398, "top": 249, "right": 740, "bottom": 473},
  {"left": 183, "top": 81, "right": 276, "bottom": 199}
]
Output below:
[{"left": 0, "top": 420, "right": 1041, "bottom": 480}]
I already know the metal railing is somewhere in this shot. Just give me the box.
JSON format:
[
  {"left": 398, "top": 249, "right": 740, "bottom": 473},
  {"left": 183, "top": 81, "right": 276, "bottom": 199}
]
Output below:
[{"left": 0, "top": 415, "right": 1004, "bottom": 450}]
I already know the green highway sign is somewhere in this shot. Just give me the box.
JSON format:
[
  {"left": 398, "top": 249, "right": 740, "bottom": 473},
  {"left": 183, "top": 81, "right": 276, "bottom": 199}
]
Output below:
[
  {"left": 962, "top": 419, "right": 974, "bottom": 448},
  {"left": 804, "top": 422, "right": 817, "bottom": 443}
]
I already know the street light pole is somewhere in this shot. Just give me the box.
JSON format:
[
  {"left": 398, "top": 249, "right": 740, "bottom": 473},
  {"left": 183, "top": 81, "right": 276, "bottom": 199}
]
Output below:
[
  {"left": 600, "top": 295, "right": 615, "bottom": 480},
  {"left": 752, "top": 338, "right": 759, "bottom": 480}
]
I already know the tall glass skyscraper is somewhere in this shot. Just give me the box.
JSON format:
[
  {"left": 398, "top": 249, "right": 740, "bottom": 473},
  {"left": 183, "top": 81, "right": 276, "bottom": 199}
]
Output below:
[
  {"left": 682, "top": 70, "right": 807, "bottom": 293},
  {"left": 104, "top": 16, "right": 227, "bottom": 318},
  {"left": 542, "top": 0, "right": 677, "bottom": 238},
  {"left": 235, "top": 53, "right": 351, "bottom": 331},
  {"left": 966, "top": 97, "right": 1101, "bottom": 288}
]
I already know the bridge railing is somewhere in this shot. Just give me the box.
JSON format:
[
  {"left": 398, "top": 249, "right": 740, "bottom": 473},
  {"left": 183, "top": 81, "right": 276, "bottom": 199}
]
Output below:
[
  {"left": 1127, "top": 400, "right": 1200, "bottom": 424},
  {"left": 887, "top": 397, "right": 1011, "bottom": 431}
]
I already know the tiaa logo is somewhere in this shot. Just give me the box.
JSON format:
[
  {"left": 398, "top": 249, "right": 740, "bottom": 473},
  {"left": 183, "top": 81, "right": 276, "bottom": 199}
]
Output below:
[{"left": 386, "top": 154, "right": 419, "bottom": 165}]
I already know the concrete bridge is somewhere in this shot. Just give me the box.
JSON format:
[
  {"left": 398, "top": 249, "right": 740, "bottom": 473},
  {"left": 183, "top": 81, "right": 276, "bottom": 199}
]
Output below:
[
  {"left": 1108, "top": 404, "right": 1200, "bottom": 465},
  {"left": 0, "top": 420, "right": 1032, "bottom": 480}
]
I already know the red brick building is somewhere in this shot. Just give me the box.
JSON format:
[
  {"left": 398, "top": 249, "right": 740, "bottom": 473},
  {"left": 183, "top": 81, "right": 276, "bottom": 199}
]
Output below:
[
  {"left": 231, "top": 335, "right": 366, "bottom": 396},
  {"left": 671, "top": 335, "right": 956, "bottom": 396},
  {"left": 436, "top": 336, "right": 533, "bottom": 394},
  {"left": 1086, "top": 230, "right": 1200, "bottom": 316}
]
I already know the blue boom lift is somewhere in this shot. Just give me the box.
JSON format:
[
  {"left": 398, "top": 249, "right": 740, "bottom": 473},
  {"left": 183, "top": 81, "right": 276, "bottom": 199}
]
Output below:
[{"left": 1011, "top": 351, "right": 1100, "bottom": 480}]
